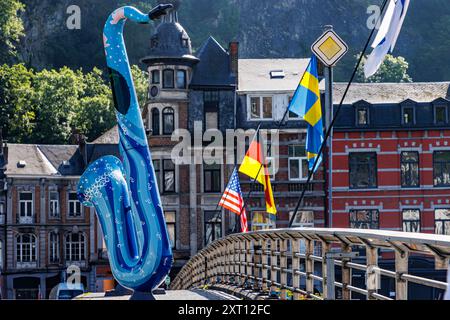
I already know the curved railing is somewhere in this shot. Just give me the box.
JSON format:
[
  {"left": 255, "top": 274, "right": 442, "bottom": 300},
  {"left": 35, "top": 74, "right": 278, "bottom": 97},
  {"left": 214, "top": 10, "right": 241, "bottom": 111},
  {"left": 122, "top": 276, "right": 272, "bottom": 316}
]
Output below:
[{"left": 171, "top": 228, "right": 450, "bottom": 300}]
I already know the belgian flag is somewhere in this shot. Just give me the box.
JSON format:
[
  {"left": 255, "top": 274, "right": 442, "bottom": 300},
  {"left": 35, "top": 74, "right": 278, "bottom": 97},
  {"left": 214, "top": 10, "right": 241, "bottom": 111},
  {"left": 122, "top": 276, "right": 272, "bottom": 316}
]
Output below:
[{"left": 239, "top": 139, "right": 277, "bottom": 215}]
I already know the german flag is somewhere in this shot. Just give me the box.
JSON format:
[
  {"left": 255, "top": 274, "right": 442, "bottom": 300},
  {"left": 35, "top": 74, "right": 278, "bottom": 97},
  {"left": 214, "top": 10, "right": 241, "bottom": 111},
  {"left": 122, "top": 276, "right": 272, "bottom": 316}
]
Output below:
[{"left": 239, "top": 140, "right": 277, "bottom": 215}]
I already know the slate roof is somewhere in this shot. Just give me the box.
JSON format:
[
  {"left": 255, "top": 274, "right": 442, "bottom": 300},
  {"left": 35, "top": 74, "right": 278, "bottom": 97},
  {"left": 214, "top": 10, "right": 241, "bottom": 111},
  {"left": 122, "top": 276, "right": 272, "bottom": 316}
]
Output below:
[
  {"left": 86, "top": 144, "right": 120, "bottom": 165},
  {"left": 237, "top": 58, "right": 324, "bottom": 93},
  {"left": 93, "top": 126, "right": 119, "bottom": 144},
  {"left": 190, "top": 36, "right": 236, "bottom": 88},
  {"left": 333, "top": 82, "right": 450, "bottom": 105},
  {"left": 5, "top": 144, "right": 82, "bottom": 177}
]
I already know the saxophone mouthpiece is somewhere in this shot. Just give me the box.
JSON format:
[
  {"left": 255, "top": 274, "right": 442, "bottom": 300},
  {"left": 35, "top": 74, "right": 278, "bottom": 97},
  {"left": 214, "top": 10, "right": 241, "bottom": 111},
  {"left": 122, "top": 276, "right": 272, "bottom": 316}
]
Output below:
[{"left": 149, "top": 4, "right": 173, "bottom": 20}]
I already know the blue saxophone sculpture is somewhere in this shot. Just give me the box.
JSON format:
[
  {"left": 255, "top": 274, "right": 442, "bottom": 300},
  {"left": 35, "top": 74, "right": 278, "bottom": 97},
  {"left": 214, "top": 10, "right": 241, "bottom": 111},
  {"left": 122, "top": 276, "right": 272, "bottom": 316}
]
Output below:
[{"left": 77, "top": 5, "right": 173, "bottom": 295}]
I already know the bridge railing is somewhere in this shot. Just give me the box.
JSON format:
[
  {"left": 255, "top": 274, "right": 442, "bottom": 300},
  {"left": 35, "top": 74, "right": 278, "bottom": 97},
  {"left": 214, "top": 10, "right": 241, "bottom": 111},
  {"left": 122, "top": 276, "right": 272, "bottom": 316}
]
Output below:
[{"left": 170, "top": 228, "right": 450, "bottom": 300}]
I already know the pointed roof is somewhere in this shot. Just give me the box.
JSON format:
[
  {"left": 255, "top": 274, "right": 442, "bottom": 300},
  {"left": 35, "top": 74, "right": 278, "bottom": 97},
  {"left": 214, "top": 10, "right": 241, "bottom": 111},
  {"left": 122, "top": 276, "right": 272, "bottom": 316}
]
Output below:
[{"left": 190, "top": 36, "right": 236, "bottom": 88}]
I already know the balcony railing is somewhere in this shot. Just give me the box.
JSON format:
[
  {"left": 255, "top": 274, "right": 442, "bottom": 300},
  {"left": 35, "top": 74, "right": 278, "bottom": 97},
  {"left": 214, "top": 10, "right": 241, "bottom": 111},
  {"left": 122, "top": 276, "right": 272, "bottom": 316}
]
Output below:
[
  {"left": 171, "top": 228, "right": 450, "bottom": 300},
  {"left": 18, "top": 216, "right": 34, "bottom": 224}
]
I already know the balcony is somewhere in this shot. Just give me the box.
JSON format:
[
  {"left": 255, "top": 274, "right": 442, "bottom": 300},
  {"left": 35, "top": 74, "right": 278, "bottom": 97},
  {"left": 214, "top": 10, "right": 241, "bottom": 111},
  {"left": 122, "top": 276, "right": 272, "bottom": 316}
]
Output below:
[
  {"left": 18, "top": 216, "right": 34, "bottom": 224},
  {"left": 65, "top": 260, "right": 87, "bottom": 268},
  {"left": 16, "top": 261, "right": 37, "bottom": 269}
]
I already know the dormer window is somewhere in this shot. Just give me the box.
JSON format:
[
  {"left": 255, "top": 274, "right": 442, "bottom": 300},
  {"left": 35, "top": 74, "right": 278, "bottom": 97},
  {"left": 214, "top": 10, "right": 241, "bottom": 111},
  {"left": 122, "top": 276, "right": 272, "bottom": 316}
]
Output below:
[
  {"left": 151, "top": 36, "right": 158, "bottom": 49},
  {"left": 435, "top": 105, "right": 448, "bottom": 125},
  {"left": 181, "top": 38, "right": 189, "bottom": 48},
  {"left": 402, "top": 105, "right": 415, "bottom": 125},
  {"left": 356, "top": 108, "right": 369, "bottom": 126}
]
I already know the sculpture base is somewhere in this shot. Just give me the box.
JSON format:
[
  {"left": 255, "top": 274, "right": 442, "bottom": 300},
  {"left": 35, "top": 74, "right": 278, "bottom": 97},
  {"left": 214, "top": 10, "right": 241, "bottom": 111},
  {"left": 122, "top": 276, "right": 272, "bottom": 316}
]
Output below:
[{"left": 130, "top": 291, "right": 156, "bottom": 301}]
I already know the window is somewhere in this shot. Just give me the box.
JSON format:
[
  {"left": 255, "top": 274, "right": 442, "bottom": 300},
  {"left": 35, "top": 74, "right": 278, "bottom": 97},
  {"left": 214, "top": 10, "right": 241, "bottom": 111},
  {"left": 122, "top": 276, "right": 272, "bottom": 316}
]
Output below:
[
  {"left": 288, "top": 95, "right": 300, "bottom": 119},
  {"left": 349, "top": 152, "right": 377, "bottom": 189},
  {"left": 162, "top": 107, "right": 175, "bottom": 135},
  {"left": 162, "top": 69, "right": 174, "bottom": 89},
  {"left": 435, "top": 105, "right": 447, "bottom": 124},
  {"left": 204, "top": 163, "right": 221, "bottom": 193},
  {"left": 434, "top": 151, "right": 450, "bottom": 186},
  {"left": 151, "top": 70, "right": 160, "bottom": 84},
  {"left": 68, "top": 192, "right": 82, "bottom": 217},
  {"left": 204, "top": 91, "right": 219, "bottom": 104},
  {"left": 153, "top": 159, "right": 161, "bottom": 190},
  {"left": 0, "top": 240, "right": 3, "bottom": 270},
  {"left": 164, "top": 211, "right": 176, "bottom": 249},
  {"left": 402, "top": 209, "right": 420, "bottom": 233},
  {"left": 163, "top": 159, "right": 175, "bottom": 193},
  {"left": 251, "top": 212, "right": 276, "bottom": 231},
  {"left": 49, "top": 192, "right": 60, "bottom": 218},
  {"left": 249, "top": 96, "right": 273, "bottom": 120},
  {"left": 402, "top": 106, "right": 415, "bottom": 125},
  {"left": 401, "top": 152, "right": 419, "bottom": 187},
  {"left": 181, "top": 38, "right": 189, "bottom": 48},
  {"left": 205, "top": 111, "right": 218, "bottom": 130},
  {"left": 349, "top": 209, "right": 379, "bottom": 229},
  {"left": 19, "top": 192, "right": 33, "bottom": 218},
  {"left": 0, "top": 202, "right": 5, "bottom": 224},
  {"left": 288, "top": 145, "right": 309, "bottom": 181},
  {"left": 176, "top": 70, "right": 186, "bottom": 89},
  {"left": 49, "top": 232, "right": 60, "bottom": 263},
  {"left": 435, "top": 209, "right": 450, "bottom": 235},
  {"left": 356, "top": 108, "right": 369, "bottom": 126},
  {"left": 65, "top": 233, "right": 86, "bottom": 262},
  {"left": 289, "top": 211, "right": 314, "bottom": 228},
  {"left": 151, "top": 108, "right": 160, "bottom": 136},
  {"left": 16, "top": 234, "right": 36, "bottom": 263},
  {"left": 204, "top": 211, "right": 222, "bottom": 245}
]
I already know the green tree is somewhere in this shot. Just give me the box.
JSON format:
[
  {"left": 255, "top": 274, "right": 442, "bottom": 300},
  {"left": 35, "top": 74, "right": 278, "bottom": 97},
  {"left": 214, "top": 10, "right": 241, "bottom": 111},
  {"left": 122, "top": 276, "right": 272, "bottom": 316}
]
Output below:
[
  {"left": 30, "top": 67, "right": 84, "bottom": 144},
  {"left": 130, "top": 64, "right": 149, "bottom": 108},
  {"left": 0, "top": 0, "right": 25, "bottom": 63},
  {"left": 0, "top": 63, "right": 34, "bottom": 142},
  {"left": 355, "top": 54, "right": 412, "bottom": 83},
  {"left": 72, "top": 68, "right": 116, "bottom": 142}
]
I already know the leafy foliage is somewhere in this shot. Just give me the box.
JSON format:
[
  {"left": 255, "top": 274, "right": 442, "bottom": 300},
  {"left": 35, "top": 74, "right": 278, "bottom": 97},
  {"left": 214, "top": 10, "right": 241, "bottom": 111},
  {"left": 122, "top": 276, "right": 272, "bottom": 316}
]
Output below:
[
  {"left": 0, "top": 0, "right": 25, "bottom": 63},
  {"left": 355, "top": 54, "right": 412, "bottom": 83},
  {"left": 0, "top": 64, "right": 149, "bottom": 144}
]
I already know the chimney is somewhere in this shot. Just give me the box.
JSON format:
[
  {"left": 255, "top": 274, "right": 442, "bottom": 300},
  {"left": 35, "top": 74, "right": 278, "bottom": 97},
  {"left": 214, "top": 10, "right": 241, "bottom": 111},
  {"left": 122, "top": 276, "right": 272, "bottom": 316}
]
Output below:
[
  {"left": 70, "top": 127, "right": 87, "bottom": 165},
  {"left": 229, "top": 42, "right": 239, "bottom": 83}
]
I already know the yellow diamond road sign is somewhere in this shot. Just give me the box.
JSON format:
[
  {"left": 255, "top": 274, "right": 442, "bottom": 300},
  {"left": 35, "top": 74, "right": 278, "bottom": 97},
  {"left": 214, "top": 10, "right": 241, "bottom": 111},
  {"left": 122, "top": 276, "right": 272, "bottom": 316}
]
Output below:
[{"left": 312, "top": 30, "right": 348, "bottom": 67}]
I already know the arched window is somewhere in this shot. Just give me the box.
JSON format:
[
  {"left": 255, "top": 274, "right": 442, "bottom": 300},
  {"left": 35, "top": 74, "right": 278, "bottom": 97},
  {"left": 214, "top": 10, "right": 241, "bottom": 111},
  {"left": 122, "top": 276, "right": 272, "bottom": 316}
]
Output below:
[
  {"left": 49, "top": 232, "right": 60, "bottom": 263},
  {"left": 16, "top": 234, "right": 37, "bottom": 263},
  {"left": 163, "top": 107, "right": 175, "bottom": 135},
  {"left": 65, "top": 232, "right": 85, "bottom": 262},
  {"left": 151, "top": 108, "right": 160, "bottom": 136}
]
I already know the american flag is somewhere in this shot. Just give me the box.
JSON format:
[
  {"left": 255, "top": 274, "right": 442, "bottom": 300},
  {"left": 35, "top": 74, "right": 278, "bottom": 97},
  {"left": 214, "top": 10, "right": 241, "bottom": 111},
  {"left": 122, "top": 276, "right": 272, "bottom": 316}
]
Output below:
[{"left": 219, "top": 169, "right": 248, "bottom": 233}]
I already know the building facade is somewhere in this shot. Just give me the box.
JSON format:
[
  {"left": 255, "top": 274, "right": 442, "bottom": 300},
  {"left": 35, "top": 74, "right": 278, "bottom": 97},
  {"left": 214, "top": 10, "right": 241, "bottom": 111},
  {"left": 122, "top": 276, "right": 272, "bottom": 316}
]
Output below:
[
  {"left": 332, "top": 82, "right": 450, "bottom": 235},
  {"left": 0, "top": 137, "right": 116, "bottom": 299}
]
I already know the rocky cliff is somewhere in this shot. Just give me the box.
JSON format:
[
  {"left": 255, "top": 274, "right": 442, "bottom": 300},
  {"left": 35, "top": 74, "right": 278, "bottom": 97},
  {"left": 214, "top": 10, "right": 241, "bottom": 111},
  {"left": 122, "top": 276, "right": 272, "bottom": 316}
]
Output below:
[{"left": 17, "top": 0, "right": 450, "bottom": 81}]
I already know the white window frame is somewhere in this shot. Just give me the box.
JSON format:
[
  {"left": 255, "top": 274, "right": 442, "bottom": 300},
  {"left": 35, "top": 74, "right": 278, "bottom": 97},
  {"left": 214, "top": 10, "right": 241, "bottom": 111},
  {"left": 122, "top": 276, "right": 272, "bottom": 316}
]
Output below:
[
  {"left": 65, "top": 232, "right": 86, "bottom": 263},
  {"left": 49, "top": 192, "right": 60, "bottom": 219},
  {"left": 68, "top": 192, "right": 82, "bottom": 218},
  {"left": 19, "top": 192, "right": 33, "bottom": 224},
  {"left": 49, "top": 232, "right": 60, "bottom": 263},
  {"left": 289, "top": 156, "right": 309, "bottom": 181},
  {"left": 16, "top": 234, "right": 37, "bottom": 266},
  {"left": 247, "top": 95, "right": 274, "bottom": 121}
]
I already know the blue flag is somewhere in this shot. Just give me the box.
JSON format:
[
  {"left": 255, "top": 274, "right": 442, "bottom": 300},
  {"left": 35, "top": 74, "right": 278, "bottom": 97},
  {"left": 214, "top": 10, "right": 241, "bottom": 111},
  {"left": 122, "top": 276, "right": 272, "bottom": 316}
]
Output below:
[{"left": 288, "top": 55, "right": 324, "bottom": 173}]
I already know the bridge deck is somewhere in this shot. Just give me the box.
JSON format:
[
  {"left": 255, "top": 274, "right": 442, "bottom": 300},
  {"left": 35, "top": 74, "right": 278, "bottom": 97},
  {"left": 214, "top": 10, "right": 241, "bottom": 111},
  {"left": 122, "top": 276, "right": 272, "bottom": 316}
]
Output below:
[{"left": 75, "top": 289, "right": 239, "bottom": 300}]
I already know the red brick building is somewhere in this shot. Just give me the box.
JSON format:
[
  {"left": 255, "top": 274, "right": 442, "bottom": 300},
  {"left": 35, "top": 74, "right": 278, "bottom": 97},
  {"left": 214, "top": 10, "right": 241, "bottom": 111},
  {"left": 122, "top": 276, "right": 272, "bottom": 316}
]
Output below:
[{"left": 331, "top": 82, "right": 450, "bottom": 235}]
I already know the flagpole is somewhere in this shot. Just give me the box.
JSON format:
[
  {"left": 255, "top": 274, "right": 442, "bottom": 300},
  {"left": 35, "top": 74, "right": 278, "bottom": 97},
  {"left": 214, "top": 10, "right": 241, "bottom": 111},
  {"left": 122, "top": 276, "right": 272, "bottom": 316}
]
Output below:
[
  {"left": 288, "top": 0, "right": 390, "bottom": 228},
  {"left": 236, "top": 60, "right": 312, "bottom": 220},
  {"left": 205, "top": 123, "right": 262, "bottom": 245}
]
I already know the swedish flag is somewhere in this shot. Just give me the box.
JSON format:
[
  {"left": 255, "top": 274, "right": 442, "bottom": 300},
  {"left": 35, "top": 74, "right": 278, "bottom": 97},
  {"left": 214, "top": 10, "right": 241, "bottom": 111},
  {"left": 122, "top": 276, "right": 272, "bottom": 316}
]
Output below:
[{"left": 288, "top": 55, "right": 324, "bottom": 173}]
